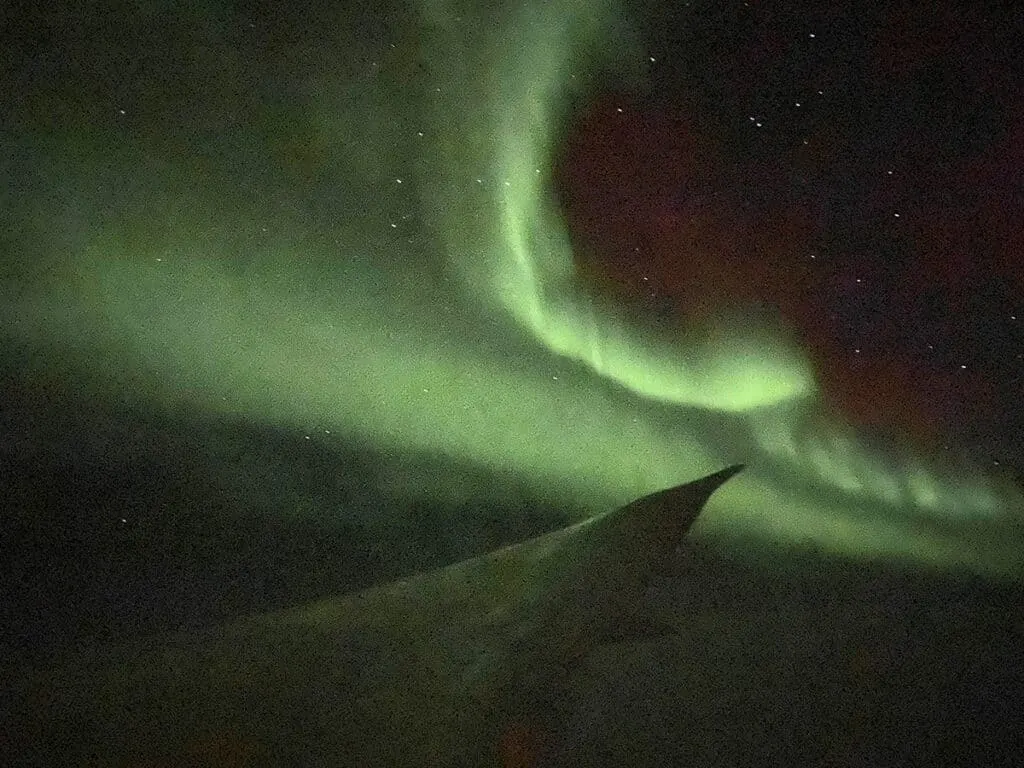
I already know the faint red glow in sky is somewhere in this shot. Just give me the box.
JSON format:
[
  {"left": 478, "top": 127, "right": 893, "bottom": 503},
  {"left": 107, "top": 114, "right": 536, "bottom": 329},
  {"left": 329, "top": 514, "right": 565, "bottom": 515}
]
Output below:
[{"left": 556, "top": 95, "right": 1017, "bottom": 449}]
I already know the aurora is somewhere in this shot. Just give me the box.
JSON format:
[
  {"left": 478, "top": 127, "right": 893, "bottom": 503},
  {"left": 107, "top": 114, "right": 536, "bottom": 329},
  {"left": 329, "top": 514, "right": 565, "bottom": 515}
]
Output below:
[{"left": 1, "top": 0, "right": 1021, "bottom": 581}]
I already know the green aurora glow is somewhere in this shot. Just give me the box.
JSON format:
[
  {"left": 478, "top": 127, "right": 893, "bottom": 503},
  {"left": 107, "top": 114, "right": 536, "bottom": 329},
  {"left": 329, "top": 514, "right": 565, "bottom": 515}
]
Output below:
[{"left": 3, "top": 0, "right": 1022, "bottom": 578}]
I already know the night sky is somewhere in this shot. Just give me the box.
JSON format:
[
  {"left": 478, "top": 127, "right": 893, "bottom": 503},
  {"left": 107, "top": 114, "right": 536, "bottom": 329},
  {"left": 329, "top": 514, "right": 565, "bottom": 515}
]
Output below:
[
  {"left": 2, "top": 0, "right": 1023, "bottom": 669},
  {"left": 557, "top": 0, "right": 1024, "bottom": 462}
]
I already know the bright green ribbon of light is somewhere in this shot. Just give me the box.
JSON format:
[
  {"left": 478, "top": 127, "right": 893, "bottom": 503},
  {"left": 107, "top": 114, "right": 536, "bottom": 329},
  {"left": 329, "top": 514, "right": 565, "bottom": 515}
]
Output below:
[{"left": 423, "top": 0, "right": 816, "bottom": 412}]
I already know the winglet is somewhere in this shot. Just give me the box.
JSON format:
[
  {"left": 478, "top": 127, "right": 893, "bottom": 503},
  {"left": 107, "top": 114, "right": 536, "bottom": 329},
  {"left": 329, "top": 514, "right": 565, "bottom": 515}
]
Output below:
[
  {"left": 687, "top": 463, "right": 746, "bottom": 500},
  {"left": 609, "top": 463, "right": 745, "bottom": 555}
]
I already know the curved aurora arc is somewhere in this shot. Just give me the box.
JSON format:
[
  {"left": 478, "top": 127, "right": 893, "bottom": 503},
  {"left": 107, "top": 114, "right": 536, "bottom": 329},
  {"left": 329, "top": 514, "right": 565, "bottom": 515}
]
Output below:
[{"left": 6, "top": 0, "right": 1022, "bottom": 577}]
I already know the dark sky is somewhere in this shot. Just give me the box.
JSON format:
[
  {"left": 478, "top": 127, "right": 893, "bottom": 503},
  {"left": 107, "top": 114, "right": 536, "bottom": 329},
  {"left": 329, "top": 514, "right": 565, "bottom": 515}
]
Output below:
[{"left": 557, "top": 0, "right": 1024, "bottom": 468}]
